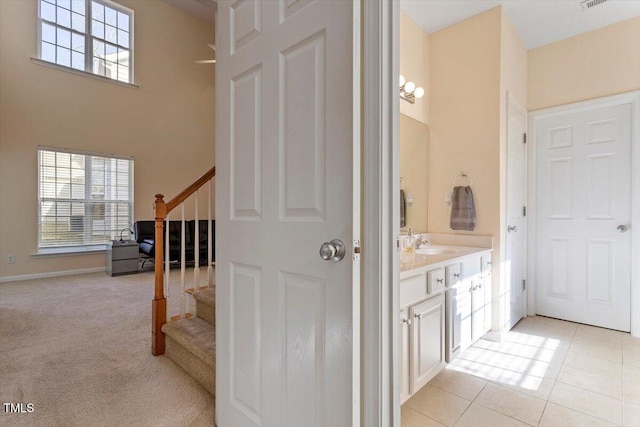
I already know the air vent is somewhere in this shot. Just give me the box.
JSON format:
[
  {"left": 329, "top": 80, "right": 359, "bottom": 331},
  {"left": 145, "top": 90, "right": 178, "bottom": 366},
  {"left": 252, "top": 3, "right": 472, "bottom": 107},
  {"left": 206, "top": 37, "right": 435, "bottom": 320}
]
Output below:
[{"left": 581, "top": 0, "right": 609, "bottom": 10}]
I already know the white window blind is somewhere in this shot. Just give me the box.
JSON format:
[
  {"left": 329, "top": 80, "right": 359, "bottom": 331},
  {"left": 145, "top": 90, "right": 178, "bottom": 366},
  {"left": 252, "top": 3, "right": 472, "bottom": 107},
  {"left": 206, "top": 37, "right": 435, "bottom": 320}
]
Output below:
[{"left": 38, "top": 147, "right": 134, "bottom": 249}]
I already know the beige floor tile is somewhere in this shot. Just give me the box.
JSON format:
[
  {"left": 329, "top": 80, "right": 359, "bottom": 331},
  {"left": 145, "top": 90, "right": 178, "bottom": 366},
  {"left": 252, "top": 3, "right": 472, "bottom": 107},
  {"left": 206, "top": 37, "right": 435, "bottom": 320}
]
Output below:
[
  {"left": 623, "top": 401, "right": 640, "bottom": 427},
  {"left": 538, "top": 402, "right": 617, "bottom": 427},
  {"left": 459, "top": 347, "right": 562, "bottom": 380},
  {"left": 475, "top": 382, "right": 546, "bottom": 426},
  {"left": 404, "top": 385, "right": 471, "bottom": 427},
  {"left": 473, "top": 338, "right": 567, "bottom": 364},
  {"left": 564, "top": 350, "right": 623, "bottom": 377},
  {"left": 453, "top": 403, "right": 529, "bottom": 427},
  {"left": 570, "top": 340, "right": 623, "bottom": 363},
  {"left": 575, "top": 324, "right": 626, "bottom": 343},
  {"left": 623, "top": 339, "right": 640, "bottom": 368},
  {"left": 549, "top": 382, "right": 623, "bottom": 425},
  {"left": 428, "top": 368, "right": 488, "bottom": 401},
  {"left": 503, "top": 329, "right": 572, "bottom": 350},
  {"left": 623, "top": 364, "right": 640, "bottom": 403},
  {"left": 402, "top": 406, "right": 446, "bottom": 427},
  {"left": 490, "top": 376, "right": 556, "bottom": 401},
  {"left": 557, "top": 364, "right": 622, "bottom": 399}
]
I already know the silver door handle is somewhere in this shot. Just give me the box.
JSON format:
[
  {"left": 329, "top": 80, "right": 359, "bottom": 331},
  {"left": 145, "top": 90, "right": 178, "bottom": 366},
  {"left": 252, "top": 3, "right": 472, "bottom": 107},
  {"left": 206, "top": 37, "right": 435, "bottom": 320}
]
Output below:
[
  {"left": 617, "top": 225, "right": 629, "bottom": 233},
  {"left": 508, "top": 225, "right": 518, "bottom": 233},
  {"left": 319, "top": 239, "right": 346, "bottom": 261}
]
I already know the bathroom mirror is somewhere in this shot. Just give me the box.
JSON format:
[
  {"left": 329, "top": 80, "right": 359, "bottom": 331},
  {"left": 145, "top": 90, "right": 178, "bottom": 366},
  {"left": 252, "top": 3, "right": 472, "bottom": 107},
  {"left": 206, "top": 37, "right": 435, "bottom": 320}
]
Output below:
[{"left": 400, "top": 113, "right": 429, "bottom": 232}]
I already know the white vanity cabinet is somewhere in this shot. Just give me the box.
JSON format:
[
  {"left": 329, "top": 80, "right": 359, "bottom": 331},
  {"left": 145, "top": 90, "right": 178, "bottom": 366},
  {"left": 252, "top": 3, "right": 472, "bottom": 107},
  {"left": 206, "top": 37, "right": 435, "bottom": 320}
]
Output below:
[
  {"left": 445, "top": 253, "right": 493, "bottom": 362},
  {"left": 399, "top": 271, "right": 446, "bottom": 404},
  {"left": 400, "top": 308, "right": 411, "bottom": 404},
  {"left": 410, "top": 294, "right": 445, "bottom": 393},
  {"left": 399, "top": 242, "right": 493, "bottom": 401}
]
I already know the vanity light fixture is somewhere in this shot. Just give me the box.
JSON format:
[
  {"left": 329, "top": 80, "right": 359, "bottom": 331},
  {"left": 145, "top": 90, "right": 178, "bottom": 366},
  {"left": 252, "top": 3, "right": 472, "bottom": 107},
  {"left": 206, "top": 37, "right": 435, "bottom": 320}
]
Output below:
[{"left": 399, "top": 74, "right": 424, "bottom": 104}]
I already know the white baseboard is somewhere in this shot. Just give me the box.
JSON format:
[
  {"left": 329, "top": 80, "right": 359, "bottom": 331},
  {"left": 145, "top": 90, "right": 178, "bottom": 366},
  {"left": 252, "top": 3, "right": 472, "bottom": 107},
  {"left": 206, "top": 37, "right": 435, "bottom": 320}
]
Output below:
[{"left": 0, "top": 267, "right": 106, "bottom": 283}]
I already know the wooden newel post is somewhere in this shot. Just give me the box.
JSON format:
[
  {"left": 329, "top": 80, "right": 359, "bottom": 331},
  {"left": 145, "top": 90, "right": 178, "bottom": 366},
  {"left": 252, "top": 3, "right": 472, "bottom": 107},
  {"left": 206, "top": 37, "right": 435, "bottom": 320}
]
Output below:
[{"left": 152, "top": 194, "right": 167, "bottom": 355}]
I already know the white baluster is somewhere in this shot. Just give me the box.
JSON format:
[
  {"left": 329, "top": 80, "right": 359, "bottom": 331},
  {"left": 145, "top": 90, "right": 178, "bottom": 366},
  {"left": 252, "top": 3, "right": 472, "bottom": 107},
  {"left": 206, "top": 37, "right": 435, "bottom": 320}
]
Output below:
[
  {"left": 180, "top": 203, "right": 186, "bottom": 319},
  {"left": 207, "top": 179, "right": 213, "bottom": 287},
  {"left": 164, "top": 214, "right": 170, "bottom": 299},
  {"left": 194, "top": 190, "right": 200, "bottom": 289}
]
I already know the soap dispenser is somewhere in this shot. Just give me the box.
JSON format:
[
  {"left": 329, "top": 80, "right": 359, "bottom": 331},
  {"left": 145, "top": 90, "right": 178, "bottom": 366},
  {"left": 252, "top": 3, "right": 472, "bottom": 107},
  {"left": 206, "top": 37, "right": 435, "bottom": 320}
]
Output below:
[{"left": 405, "top": 228, "right": 416, "bottom": 253}]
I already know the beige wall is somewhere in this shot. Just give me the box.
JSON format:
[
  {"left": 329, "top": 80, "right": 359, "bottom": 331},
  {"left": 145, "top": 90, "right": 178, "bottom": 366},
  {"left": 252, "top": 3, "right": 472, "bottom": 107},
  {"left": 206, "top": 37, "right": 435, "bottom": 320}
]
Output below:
[
  {"left": 399, "top": 11, "right": 430, "bottom": 126},
  {"left": 0, "top": 0, "right": 215, "bottom": 279},
  {"left": 528, "top": 16, "right": 640, "bottom": 111},
  {"left": 400, "top": 114, "right": 429, "bottom": 232},
  {"left": 428, "top": 7, "right": 502, "bottom": 240},
  {"left": 429, "top": 7, "right": 527, "bottom": 332}
]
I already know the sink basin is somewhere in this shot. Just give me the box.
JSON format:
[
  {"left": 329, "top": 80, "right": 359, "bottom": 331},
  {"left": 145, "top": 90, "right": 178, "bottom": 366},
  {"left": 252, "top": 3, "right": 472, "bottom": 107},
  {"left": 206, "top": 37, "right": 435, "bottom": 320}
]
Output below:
[{"left": 415, "top": 247, "right": 460, "bottom": 255}]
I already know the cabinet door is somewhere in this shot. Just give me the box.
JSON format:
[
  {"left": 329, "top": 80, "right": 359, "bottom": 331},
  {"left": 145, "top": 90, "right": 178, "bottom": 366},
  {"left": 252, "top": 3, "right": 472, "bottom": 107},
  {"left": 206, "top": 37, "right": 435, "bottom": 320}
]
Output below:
[
  {"left": 481, "top": 255, "right": 493, "bottom": 332},
  {"left": 471, "top": 278, "right": 486, "bottom": 341},
  {"left": 400, "top": 309, "right": 411, "bottom": 404},
  {"left": 446, "top": 281, "right": 472, "bottom": 362},
  {"left": 410, "top": 294, "right": 445, "bottom": 393}
]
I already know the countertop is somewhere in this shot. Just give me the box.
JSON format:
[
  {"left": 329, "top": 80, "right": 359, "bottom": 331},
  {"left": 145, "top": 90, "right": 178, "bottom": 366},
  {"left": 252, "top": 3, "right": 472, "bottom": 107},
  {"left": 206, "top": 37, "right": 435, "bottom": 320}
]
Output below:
[{"left": 400, "top": 245, "right": 492, "bottom": 277}]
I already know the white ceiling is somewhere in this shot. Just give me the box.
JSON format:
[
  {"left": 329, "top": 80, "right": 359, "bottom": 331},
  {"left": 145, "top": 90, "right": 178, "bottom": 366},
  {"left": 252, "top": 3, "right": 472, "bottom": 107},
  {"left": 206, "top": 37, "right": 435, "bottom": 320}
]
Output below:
[
  {"left": 400, "top": 0, "right": 640, "bottom": 49},
  {"left": 163, "top": 0, "right": 216, "bottom": 24}
]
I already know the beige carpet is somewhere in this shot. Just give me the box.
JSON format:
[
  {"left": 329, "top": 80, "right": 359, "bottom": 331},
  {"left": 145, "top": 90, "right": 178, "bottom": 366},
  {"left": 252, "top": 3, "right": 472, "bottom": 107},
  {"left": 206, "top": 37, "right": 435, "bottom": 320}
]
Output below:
[{"left": 0, "top": 270, "right": 215, "bottom": 427}]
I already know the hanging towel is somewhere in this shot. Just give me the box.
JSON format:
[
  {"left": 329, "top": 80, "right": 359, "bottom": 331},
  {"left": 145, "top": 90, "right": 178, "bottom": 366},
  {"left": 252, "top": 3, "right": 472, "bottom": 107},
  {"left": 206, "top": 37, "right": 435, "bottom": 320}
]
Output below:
[
  {"left": 400, "top": 189, "right": 407, "bottom": 228},
  {"left": 450, "top": 186, "right": 476, "bottom": 231}
]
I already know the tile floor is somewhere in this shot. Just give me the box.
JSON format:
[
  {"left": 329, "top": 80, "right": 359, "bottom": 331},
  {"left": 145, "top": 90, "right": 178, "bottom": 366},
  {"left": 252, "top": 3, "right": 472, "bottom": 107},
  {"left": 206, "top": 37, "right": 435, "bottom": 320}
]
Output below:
[{"left": 402, "top": 316, "right": 640, "bottom": 427}]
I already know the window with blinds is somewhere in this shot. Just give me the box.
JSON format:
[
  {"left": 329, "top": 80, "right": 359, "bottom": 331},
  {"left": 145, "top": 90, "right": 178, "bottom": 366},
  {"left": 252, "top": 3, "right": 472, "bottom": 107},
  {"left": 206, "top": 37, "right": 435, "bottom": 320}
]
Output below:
[{"left": 38, "top": 147, "right": 134, "bottom": 249}]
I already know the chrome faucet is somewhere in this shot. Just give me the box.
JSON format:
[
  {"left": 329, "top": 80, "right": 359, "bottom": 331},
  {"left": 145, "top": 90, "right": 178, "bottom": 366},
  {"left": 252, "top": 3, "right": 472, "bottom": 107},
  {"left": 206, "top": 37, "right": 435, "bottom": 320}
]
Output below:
[{"left": 414, "top": 234, "right": 430, "bottom": 249}]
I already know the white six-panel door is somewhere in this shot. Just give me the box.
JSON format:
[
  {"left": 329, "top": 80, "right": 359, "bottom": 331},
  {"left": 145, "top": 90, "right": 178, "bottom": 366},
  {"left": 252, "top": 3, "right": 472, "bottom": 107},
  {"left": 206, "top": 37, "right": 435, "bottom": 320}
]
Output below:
[
  {"left": 215, "top": 0, "right": 359, "bottom": 426},
  {"left": 535, "top": 103, "right": 632, "bottom": 331}
]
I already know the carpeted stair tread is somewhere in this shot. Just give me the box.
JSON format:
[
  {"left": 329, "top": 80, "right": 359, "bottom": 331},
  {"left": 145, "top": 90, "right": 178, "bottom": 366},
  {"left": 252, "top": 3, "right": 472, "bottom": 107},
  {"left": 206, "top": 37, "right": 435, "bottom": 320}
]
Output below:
[
  {"left": 194, "top": 288, "right": 215, "bottom": 326},
  {"left": 193, "top": 288, "right": 215, "bottom": 307},
  {"left": 162, "top": 318, "right": 215, "bottom": 368}
]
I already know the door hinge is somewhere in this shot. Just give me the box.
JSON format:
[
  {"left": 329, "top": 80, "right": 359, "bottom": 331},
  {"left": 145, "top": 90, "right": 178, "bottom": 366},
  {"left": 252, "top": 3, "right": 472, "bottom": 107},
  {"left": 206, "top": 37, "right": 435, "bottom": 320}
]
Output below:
[
  {"left": 523, "top": 133, "right": 527, "bottom": 144},
  {"left": 353, "top": 239, "right": 361, "bottom": 261},
  {"left": 522, "top": 279, "right": 526, "bottom": 291},
  {"left": 523, "top": 206, "right": 527, "bottom": 217}
]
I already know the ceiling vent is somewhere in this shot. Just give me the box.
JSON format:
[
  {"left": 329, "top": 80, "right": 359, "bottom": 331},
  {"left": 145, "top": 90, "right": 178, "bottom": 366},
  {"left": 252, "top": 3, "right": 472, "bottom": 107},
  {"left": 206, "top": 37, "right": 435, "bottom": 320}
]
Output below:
[{"left": 581, "top": 0, "right": 609, "bottom": 11}]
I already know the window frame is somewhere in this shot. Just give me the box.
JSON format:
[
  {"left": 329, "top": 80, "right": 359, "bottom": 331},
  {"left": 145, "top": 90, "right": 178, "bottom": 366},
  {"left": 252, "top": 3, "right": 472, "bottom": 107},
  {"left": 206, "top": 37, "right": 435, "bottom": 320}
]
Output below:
[
  {"left": 37, "top": 0, "right": 135, "bottom": 84},
  {"left": 37, "top": 146, "right": 135, "bottom": 252}
]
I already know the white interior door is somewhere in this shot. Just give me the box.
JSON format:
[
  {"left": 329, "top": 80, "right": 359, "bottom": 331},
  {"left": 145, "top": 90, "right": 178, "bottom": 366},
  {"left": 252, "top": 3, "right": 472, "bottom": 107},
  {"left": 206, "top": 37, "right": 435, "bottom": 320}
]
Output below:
[
  {"left": 535, "top": 103, "right": 632, "bottom": 331},
  {"left": 506, "top": 98, "right": 527, "bottom": 329},
  {"left": 215, "top": 1, "right": 359, "bottom": 426}
]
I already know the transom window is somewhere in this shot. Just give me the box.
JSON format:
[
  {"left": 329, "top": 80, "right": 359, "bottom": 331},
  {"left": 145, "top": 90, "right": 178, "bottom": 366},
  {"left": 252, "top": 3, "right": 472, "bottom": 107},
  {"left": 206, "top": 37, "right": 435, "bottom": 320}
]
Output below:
[
  {"left": 38, "top": 147, "right": 134, "bottom": 250},
  {"left": 38, "top": 0, "right": 133, "bottom": 83}
]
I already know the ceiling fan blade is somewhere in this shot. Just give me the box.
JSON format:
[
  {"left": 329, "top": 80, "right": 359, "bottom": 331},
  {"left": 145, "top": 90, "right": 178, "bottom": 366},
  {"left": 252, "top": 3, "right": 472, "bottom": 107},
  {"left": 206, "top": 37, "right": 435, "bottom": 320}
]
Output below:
[{"left": 195, "top": 59, "right": 216, "bottom": 64}]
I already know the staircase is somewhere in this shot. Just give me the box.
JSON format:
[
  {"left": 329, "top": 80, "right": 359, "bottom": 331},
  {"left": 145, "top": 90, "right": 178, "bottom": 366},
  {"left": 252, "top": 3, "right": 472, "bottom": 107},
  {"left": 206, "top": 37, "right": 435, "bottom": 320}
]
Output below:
[
  {"left": 149, "top": 166, "right": 216, "bottom": 398},
  {"left": 162, "top": 287, "right": 215, "bottom": 395}
]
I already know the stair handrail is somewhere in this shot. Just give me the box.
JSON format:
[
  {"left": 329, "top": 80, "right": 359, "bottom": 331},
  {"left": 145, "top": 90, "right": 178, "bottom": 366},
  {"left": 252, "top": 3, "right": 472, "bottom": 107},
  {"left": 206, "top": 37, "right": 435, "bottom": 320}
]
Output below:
[{"left": 152, "top": 166, "right": 216, "bottom": 355}]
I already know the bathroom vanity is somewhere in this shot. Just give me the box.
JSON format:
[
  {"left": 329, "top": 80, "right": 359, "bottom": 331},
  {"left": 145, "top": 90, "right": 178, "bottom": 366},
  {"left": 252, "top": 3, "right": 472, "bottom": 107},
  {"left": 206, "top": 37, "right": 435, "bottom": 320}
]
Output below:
[{"left": 399, "top": 234, "right": 493, "bottom": 404}]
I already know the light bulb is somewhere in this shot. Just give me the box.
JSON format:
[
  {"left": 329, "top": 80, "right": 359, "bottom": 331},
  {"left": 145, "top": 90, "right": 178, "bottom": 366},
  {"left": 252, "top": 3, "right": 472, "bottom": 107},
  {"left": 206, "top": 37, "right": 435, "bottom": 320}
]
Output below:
[
  {"left": 404, "top": 81, "right": 415, "bottom": 94},
  {"left": 414, "top": 87, "right": 424, "bottom": 99},
  {"left": 399, "top": 74, "right": 405, "bottom": 87}
]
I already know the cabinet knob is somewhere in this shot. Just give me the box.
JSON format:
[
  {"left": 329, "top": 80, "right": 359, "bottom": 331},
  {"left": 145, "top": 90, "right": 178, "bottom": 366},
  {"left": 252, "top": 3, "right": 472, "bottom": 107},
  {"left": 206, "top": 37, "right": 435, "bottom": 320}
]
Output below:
[
  {"left": 437, "top": 278, "right": 444, "bottom": 284},
  {"left": 414, "top": 313, "right": 422, "bottom": 319},
  {"left": 402, "top": 318, "right": 412, "bottom": 325},
  {"left": 453, "top": 273, "right": 460, "bottom": 278}
]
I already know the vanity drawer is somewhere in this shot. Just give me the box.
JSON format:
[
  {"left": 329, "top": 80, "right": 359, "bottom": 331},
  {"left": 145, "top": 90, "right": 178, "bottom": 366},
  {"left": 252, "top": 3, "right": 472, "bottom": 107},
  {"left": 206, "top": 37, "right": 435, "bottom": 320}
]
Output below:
[
  {"left": 445, "top": 263, "right": 462, "bottom": 287},
  {"left": 400, "top": 274, "right": 427, "bottom": 308},
  {"left": 427, "top": 268, "right": 446, "bottom": 294}
]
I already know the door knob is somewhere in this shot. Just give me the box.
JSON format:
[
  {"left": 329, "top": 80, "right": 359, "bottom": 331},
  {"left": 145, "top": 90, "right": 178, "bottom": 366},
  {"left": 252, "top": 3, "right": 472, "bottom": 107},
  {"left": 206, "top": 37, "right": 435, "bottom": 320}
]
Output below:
[
  {"left": 319, "top": 239, "right": 346, "bottom": 261},
  {"left": 617, "top": 225, "right": 629, "bottom": 233},
  {"left": 508, "top": 225, "right": 518, "bottom": 233}
]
